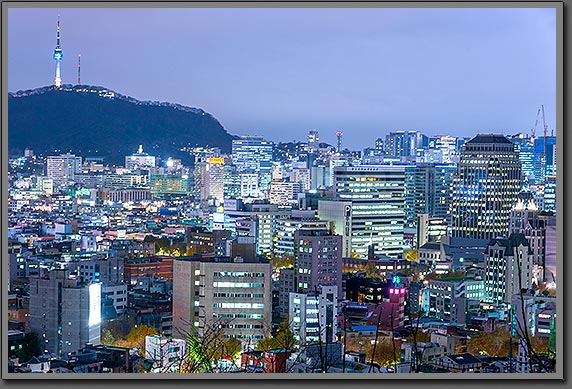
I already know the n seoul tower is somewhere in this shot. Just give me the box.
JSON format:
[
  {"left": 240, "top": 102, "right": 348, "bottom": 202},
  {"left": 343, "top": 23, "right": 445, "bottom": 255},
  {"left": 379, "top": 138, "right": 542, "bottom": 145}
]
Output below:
[{"left": 53, "top": 15, "right": 63, "bottom": 88}]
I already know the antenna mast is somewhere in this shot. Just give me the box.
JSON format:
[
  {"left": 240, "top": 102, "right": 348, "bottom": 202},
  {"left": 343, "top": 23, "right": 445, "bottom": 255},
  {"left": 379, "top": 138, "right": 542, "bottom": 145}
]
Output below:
[{"left": 77, "top": 54, "right": 81, "bottom": 85}]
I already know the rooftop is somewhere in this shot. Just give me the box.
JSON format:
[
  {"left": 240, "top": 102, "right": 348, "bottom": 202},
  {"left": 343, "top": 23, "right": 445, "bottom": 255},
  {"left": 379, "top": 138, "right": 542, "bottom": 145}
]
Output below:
[{"left": 465, "top": 134, "right": 512, "bottom": 145}]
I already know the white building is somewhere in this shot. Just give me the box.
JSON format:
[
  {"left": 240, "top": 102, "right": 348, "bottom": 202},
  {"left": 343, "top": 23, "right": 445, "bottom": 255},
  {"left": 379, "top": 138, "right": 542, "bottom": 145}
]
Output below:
[
  {"left": 319, "top": 165, "right": 405, "bottom": 258},
  {"left": 289, "top": 285, "right": 338, "bottom": 345},
  {"left": 268, "top": 181, "right": 301, "bottom": 205},
  {"left": 47, "top": 153, "right": 82, "bottom": 188},
  {"left": 172, "top": 257, "right": 272, "bottom": 348},
  {"left": 145, "top": 335, "right": 186, "bottom": 373},
  {"left": 125, "top": 145, "right": 156, "bottom": 171}
]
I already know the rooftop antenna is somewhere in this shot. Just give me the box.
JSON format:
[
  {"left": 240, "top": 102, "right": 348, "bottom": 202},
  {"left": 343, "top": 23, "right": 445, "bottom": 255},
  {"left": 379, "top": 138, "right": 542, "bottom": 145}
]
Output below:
[{"left": 77, "top": 54, "right": 81, "bottom": 85}]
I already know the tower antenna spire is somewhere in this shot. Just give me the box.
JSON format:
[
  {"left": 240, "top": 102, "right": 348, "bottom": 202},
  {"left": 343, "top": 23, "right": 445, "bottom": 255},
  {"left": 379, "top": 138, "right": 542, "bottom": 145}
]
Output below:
[
  {"left": 53, "top": 14, "right": 63, "bottom": 88},
  {"left": 77, "top": 54, "right": 81, "bottom": 85}
]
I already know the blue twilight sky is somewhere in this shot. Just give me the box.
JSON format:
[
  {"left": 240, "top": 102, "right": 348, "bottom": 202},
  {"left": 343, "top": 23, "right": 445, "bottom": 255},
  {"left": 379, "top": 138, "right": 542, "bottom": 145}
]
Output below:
[{"left": 7, "top": 7, "right": 557, "bottom": 150}]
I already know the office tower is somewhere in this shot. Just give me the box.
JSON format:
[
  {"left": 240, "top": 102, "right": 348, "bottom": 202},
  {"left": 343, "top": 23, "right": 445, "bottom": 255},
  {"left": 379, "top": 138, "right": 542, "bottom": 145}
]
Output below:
[
  {"left": 222, "top": 163, "right": 241, "bottom": 199},
  {"left": 308, "top": 130, "right": 320, "bottom": 152},
  {"left": 232, "top": 136, "right": 273, "bottom": 191},
  {"left": 198, "top": 156, "right": 226, "bottom": 207},
  {"left": 29, "top": 270, "right": 101, "bottom": 357},
  {"left": 509, "top": 195, "right": 556, "bottom": 285},
  {"left": 293, "top": 229, "right": 343, "bottom": 296},
  {"left": 336, "top": 131, "right": 343, "bottom": 153},
  {"left": 289, "top": 285, "right": 338, "bottom": 344},
  {"left": 319, "top": 165, "right": 405, "bottom": 258},
  {"left": 223, "top": 199, "right": 290, "bottom": 256},
  {"left": 484, "top": 233, "right": 533, "bottom": 306},
  {"left": 46, "top": 153, "right": 82, "bottom": 189},
  {"left": 416, "top": 214, "right": 448, "bottom": 249},
  {"left": 433, "top": 135, "right": 458, "bottom": 164},
  {"left": 426, "top": 276, "right": 484, "bottom": 324},
  {"left": 172, "top": 257, "right": 272, "bottom": 347},
  {"left": 543, "top": 175, "right": 556, "bottom": 212},
  {"left": 384, "top": 131, "right": 427, "bottom": 159},
  {"left": 533, "top": 136, "right": 557, "bottom": 184},
  {"left": 404, "top": 163, "right": 455, "bottom": 228},
  {"left": 53, "top": 15, "right": 63, "bottom": 87},
  {"left": 451, "top": 134, "right": 522, "bottom": 240},
  {"left": 274, "top": 210, "right": 329, "bottom": 257},
  {"left": 375, "top": 137, "right": 384, "bottom": 155},
  {"left": 125, "top": 145, "right": 156, "bottom": 171},
  {"left": 239, "top": 173, "right": 259, "bottom": 198},
  {"left": 310, "top": 164, "right": 330, "bottom": 190},
  {"left": 150, "top": 174, "right": 192, "bottom": 196},
  {"left": 268, "top": 181, "right": 301, "bottom": 205},
  {"left": 290, "top": 168, "right": 311, "bottom": 192},
  {"left": 509, "top": 134, "right": 535, "bottom": 182}
]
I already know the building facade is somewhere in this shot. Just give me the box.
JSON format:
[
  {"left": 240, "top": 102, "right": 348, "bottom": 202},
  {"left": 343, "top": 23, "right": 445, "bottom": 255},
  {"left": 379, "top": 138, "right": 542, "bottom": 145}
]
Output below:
[
  {"left": 172, "top": 257, "right": 272, "bottom": 348},
  {"left": 451, "top": 134, "right": 522, "bottom": 240},
  {"left": 29, "top": 270, "right": 101, "bottom": 357}
]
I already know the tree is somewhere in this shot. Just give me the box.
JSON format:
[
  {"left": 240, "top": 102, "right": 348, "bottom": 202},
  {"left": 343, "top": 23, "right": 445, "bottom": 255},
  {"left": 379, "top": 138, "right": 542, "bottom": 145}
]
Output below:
[
  {"left": 257, "top": 321, "right": 297, "bottom": 351},
  {"left": 115, "top": 324, "right": 159, "bottom": 353},
  {"left": 467, "top": 327, "right": 510, "bottom": 357},
  {"left": 15, "top": 333, "right": 41, "bottom": 363},
  {"left": 270, "top": 255, "right": 294, "bottom": 271},
  {"left": 101, "top": 328, "right": 116, "bottom": 346},
  {"left": 404, "top": 249, "right": 418, "bottom": 262},
  {"left": 367, "top": 337, "right": 396, "bottom": 368},
  {"left": 175, "top": 317, "right": 249, "bottom": 373}
]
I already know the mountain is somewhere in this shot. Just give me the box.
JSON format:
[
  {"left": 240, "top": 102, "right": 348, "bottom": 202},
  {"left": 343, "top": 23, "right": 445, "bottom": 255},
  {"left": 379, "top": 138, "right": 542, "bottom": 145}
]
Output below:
[{"left": 8, "top": 85, "right": 236, "bottom": 165}]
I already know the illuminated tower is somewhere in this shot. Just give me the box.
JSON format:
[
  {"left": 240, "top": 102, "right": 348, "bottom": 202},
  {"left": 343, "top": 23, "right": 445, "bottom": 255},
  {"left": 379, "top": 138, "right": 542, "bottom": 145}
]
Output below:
[
  {"left": 451, "top": 134, "right": 522, "bottom": 240},
  {"left": 336, "top": 131, "right": 343, "bottom": 153},
  {"left": 53, "top": 15, "right": 63, "bottom": 88}
]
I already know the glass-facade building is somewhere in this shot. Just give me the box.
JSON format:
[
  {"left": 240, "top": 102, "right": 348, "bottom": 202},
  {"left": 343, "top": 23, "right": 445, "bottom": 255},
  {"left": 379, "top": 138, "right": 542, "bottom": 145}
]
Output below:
[
  {"left": 452, "top": 134, "right": 522, "bottom": 240},
  {"left": 231, "top": 136, "right": 273, "bottom": 191},
  {"left": 332, "top": 165, "right": 405, "bottom": 258}
]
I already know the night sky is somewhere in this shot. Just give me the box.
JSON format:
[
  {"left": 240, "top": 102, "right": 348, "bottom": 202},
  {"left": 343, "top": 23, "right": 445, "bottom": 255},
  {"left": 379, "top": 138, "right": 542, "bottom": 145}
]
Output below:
[{"left": 8, "top": 7, "right": 557, "bottom": 149}]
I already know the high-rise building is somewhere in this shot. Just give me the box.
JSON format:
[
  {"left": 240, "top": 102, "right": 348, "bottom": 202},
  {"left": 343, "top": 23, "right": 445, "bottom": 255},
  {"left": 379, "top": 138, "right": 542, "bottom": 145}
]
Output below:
[
  {"left": 293, "top": 229, "right": 343, "bottom": 296},
  {"left": 319, "top": 165, "right": 405, "bottom": 258},
  {"left": 290, "top": 168, "right": 311, "bottom": 192},
  {"left": 172, "top": 256, "right": 272, "bottom": 347},
  {"left": 232, "top": 136, "right": 273, "bottom": 191},
  {"left": 509, "top": 134, "right": 535, "bottom": 182},
  {"left": 199, "top": 156, "right": 226, "bottom": 207},
  {"left": 289, "top": 285, "right": 338, "bottom": 344},
  {"left": 509, "top": 195, "right": 556, "bottom": 286},
  {"left": 239, "top": 173, "right": 259, "bottom": 198},
  {"left": 451, "top": 134, "right": 522, "bottom": 240},
  {"left": 47, "top": 153, "right": 82, "bottom": 189},
  {"left": 533, "top": 136, "right": 556, "bottom": 184},
  {"left": 29, "top": 270, "right": 101, "bottom": 357},
  {"left": 404, "top": 163, "right": 455, "bottom": 228},
  {"left": 375, "top": 138, "right": 384, "bottom": 155},
  {"left": 433, "top": 135, "right": 459, "bottom": 164},
  {"left": 149, "top": 174, "right": 192, "bottom": 196},
  {"left": 484, "top": 233, "right": 533, "bottom": 306},
  {"left": 308, "top": 130, "right": 320, "bottom": 152},
  {"left": 268, "top": 181, "right": 301, "bottom": 205},
  {"left": 223, "top": 199, "right": 290, "bottom": 256},
  {"left": 384, "top": 131, "right": 427, "bottom": 159},
  {"left": 274, "top": 211, "right": 329, "bottom": 257}
]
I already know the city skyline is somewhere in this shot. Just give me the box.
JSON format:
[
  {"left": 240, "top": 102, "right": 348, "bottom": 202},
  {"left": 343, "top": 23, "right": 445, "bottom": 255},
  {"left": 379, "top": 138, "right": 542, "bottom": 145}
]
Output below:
[{"left": 8, "top": 7, "right": 557, "bottom": 150}]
